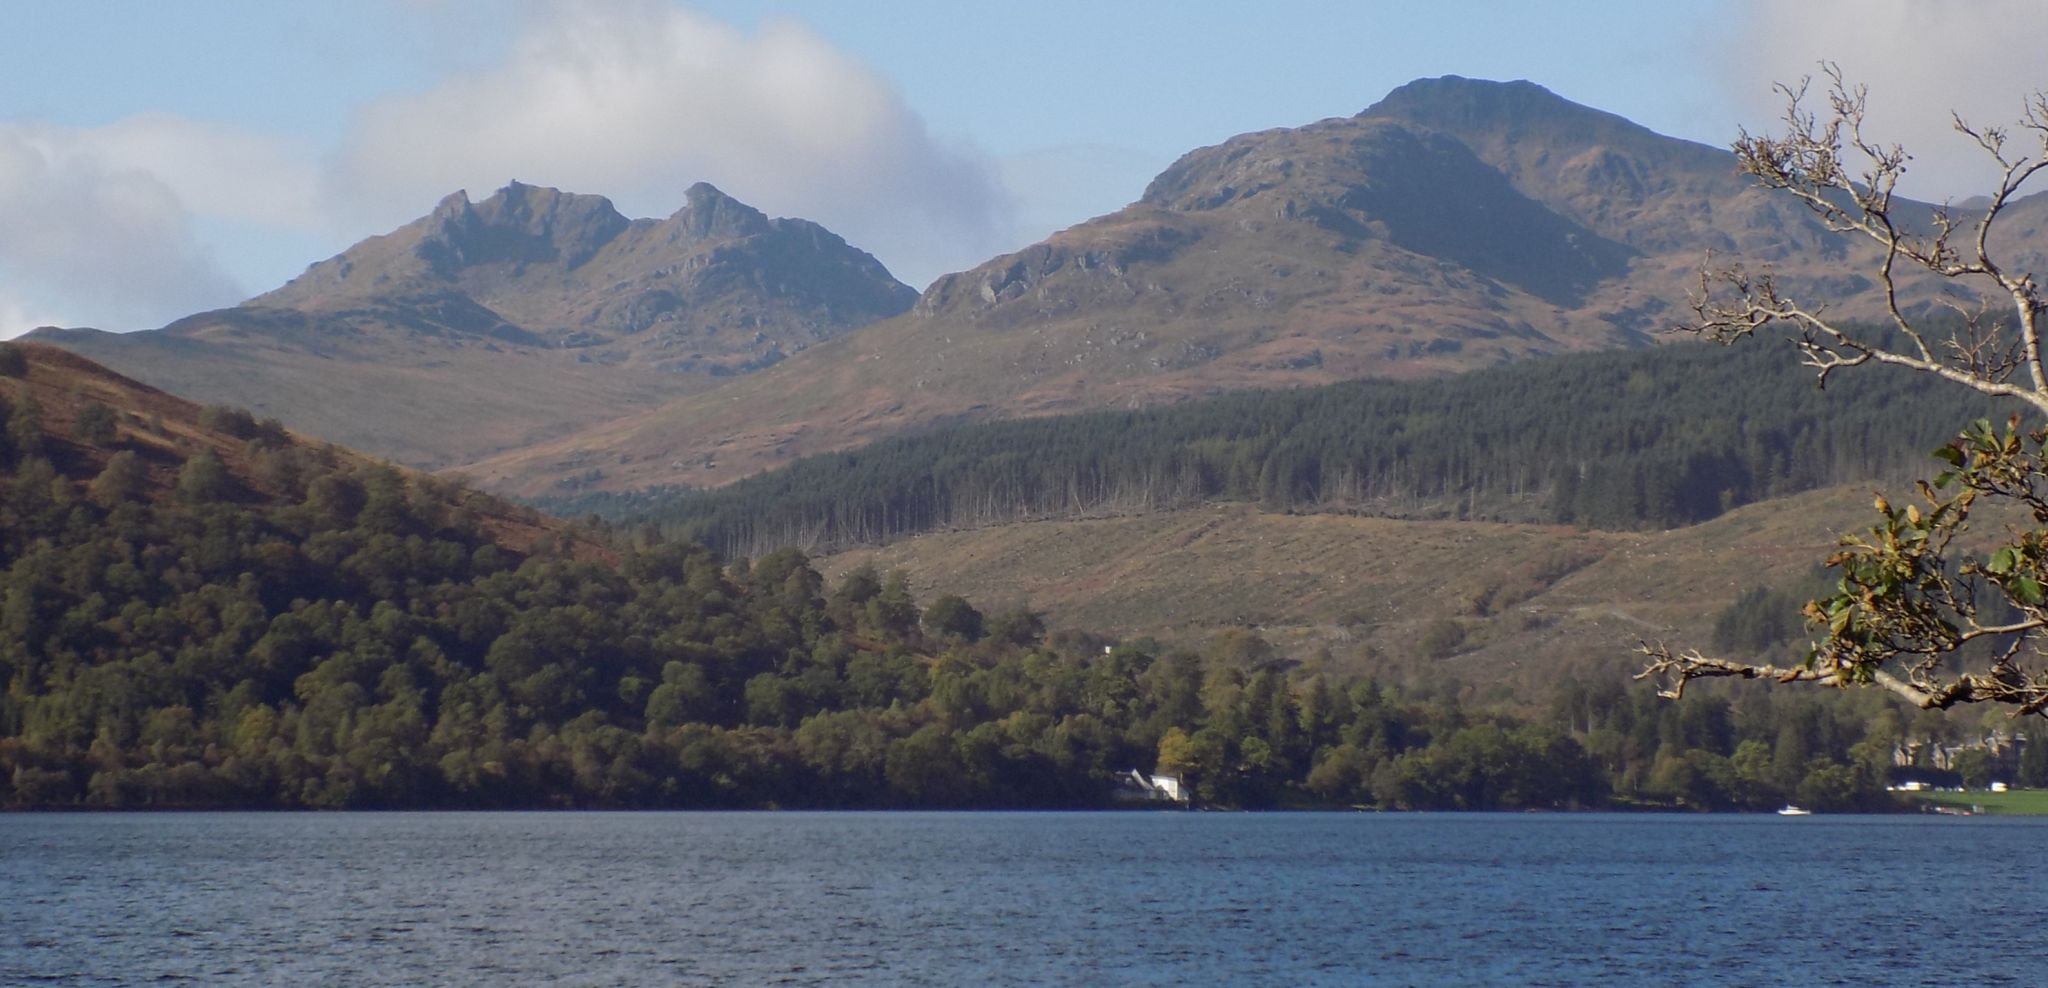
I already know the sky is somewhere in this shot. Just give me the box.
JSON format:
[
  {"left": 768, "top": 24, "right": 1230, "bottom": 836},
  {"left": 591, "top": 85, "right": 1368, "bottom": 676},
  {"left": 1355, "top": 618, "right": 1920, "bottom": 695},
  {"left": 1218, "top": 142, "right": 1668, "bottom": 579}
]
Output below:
[{"left": 3, "top": 0, "right": 2045, "bottom": 338}]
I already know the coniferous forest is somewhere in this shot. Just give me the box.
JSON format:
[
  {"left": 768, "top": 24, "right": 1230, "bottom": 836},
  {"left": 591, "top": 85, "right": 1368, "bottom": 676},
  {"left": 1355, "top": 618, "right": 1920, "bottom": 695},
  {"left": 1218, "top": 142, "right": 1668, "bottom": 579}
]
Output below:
[{"left": 559, "top": 339, "right": 2010, "bottom": 557}]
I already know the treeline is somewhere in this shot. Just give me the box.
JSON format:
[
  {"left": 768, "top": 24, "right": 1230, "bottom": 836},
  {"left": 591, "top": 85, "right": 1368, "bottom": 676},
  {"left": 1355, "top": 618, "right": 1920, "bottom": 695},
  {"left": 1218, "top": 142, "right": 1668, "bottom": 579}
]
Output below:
[
  {"left": 1550, "top": 675, "right": 1913, "bottom": 812},
  {"left": 558, "top": 340, "right": 2010, "bottom": 557},
  {"left": 0, "top": 421, "right": 1922, "bottom": 810}
]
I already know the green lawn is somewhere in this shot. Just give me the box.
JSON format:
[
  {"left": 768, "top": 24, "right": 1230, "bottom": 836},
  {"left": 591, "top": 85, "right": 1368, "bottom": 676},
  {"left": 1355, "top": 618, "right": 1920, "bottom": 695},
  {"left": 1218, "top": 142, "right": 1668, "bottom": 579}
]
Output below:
[{"left": 1914, "top": 789, "right": 2048, "bottom": 815}]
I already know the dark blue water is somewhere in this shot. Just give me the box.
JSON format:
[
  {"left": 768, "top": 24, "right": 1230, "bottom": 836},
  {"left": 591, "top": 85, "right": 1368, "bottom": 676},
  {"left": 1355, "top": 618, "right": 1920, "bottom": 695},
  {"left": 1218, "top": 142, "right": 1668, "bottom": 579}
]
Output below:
[{"left": 2, "top": 812, "right": 2039, "bottom": 986}]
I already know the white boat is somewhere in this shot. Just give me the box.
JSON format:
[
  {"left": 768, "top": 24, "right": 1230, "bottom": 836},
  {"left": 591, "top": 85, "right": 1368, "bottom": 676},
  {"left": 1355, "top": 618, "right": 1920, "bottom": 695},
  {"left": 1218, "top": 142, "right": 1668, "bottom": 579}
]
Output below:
[{"left": 1776, "top": 805, "right": 1813, "bottom": 816}]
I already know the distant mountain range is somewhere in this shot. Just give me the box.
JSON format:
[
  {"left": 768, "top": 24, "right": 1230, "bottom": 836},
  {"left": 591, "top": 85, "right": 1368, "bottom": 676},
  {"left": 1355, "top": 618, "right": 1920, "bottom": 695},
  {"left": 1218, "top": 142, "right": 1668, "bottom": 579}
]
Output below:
[
  {"left": 32, "top": 76, "right": 2048, "bottom": 494},
  {"left": 32, "top": 181, "right": 914, "bottom": 468},
  {"left": 462, "top": 76, "right": 2048, "bottom": 496}
]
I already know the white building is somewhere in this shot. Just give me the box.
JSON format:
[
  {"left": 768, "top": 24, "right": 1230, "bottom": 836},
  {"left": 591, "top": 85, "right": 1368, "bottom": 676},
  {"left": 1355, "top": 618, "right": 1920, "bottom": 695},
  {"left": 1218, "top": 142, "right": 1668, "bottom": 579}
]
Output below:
[{"left": 1119, "top": 769, "right": 1189, "bottom": 804}]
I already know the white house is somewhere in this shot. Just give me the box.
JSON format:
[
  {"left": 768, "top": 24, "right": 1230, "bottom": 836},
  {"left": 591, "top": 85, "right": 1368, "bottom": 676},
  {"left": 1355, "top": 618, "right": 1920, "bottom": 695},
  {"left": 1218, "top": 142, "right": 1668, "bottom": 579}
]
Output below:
[{"left": 1119, "top": 769, "right": 1189, "bottom": 804}]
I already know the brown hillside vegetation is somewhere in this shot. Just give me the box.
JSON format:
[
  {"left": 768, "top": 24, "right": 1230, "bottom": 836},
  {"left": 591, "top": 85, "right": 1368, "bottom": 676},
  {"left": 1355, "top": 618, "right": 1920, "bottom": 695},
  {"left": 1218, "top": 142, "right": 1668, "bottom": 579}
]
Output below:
[
  {"left": 820, "top": 489, "right": 1884, "bottom": 703},
  {"left": 465, "top": 77, "right": 2048, "bottom": 497},
  {"left": 0, "top": 341, "right": 582, "bottom": 559}
]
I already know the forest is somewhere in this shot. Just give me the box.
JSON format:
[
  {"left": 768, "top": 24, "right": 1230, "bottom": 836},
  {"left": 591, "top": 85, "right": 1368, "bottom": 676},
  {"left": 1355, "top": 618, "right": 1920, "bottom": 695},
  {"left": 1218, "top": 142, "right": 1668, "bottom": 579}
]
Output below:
[
  {"left": 5, "top": 341, "right": 2030, "bottom": 811},
  {"left": 8, "top": 344, "right": 2039, "bottom": 815},
  {"left": 557, "top": 339, "right": 2014, "bottom": 557}
]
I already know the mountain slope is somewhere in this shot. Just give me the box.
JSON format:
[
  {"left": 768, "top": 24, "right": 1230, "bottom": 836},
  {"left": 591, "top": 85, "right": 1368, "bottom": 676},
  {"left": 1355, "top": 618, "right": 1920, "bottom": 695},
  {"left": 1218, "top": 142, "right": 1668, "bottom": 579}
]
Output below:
[
  {"left": 0, "top": 340, "right": 575, "bottom": 555},
  {"left": 561, "top": 339, "right": 2010, "bottom": 559},
  {"left": 818, "top": 489, "right": 1873, "bottom": 700},
  {"left": 467, "top": 76, "right": 2020, "bottom": 496},
  {"left": 31, "top": 182, "right": 915, "bottom": 470}
]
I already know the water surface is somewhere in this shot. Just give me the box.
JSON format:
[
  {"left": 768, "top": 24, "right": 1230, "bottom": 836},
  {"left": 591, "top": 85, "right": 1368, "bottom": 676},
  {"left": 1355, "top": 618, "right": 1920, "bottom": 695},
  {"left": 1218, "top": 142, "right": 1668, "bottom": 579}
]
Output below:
[{"left": 3, "top": 812, "right": 2038, "bottom": 986}]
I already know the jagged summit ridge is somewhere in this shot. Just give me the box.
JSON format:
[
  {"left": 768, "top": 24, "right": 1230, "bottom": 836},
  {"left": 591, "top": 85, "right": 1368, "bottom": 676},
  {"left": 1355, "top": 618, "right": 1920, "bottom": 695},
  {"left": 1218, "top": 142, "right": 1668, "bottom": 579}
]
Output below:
[
  {"left": 670, "top": 181, "right": 773, "bottom": 240},
  {"left": 242, "top": 179, "right": 914, "bottom": 340},
  {"left": 259, "top": 179, "right": 885, "bottom": 307},
  {"left": 412, "top": 181, "right": 633, "bottom": 274}
]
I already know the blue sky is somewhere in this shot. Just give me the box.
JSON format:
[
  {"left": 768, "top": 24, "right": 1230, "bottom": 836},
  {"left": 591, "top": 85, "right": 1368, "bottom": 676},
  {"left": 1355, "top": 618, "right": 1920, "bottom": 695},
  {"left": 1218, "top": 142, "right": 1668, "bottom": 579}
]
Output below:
[{"left": 2, "top": 0, "right": 2041, "bottom": 336}]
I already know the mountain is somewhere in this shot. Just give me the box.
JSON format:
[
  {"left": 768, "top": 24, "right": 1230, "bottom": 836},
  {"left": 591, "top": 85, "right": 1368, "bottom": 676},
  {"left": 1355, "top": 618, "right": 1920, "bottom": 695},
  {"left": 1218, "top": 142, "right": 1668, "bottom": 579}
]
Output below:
[
  {"left": 30, "top": 182, "right": 915, "bottom": 469},
  {"left": 463, "top": 76, "right": 2022, "bottom": 497}
]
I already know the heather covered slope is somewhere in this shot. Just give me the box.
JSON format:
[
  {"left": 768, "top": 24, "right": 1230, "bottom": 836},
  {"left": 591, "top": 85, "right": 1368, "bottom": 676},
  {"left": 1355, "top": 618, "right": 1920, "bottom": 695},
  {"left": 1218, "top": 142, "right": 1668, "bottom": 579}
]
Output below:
[
  {"left": 32, "top": 182, "right": 915, "bottom": 469},
  {"left": 466, "top": 76, "right": 2045, "bottom": 496},
  {"left": 0, "top": 340, "right": 572, "bottom": 553}
]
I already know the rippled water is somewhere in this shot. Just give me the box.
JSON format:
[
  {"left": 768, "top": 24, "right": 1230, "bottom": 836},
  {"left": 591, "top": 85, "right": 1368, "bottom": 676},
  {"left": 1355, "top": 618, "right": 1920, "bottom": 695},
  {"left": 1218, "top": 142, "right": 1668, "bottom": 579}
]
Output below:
[{"left": 3, "top": 812, "right": 2041, "bottom": 986}]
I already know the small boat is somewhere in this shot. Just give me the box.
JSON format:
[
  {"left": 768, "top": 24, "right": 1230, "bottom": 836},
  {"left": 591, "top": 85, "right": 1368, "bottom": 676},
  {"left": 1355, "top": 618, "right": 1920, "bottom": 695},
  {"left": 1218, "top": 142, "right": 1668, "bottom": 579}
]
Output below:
[{"left": 1776, "top": 805, "right": 1813, "bottom": 816}]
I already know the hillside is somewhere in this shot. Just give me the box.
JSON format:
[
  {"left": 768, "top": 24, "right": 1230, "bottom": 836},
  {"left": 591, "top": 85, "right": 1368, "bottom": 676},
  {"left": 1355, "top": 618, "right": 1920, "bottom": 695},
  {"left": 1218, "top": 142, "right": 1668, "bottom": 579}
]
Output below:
[
  {"left": 464, "top": 76, "right": 2048, "bottom": 497},
  {"left": 0, "top": 340, "right": 1614, "bottom": 812},
  {"left": 818, "top": 488, "right": 1878, "bottom": 701},
  {"left": 30, "top": 182, "right": 915, "bottom": 469},
  {"left": 0, "top": 340, "right": 571, "bottom": 555},
  {"left": 566, "top": 338, "right": 2012, "bottom": 557},
  {"left": 0, "top": 341, "right": 1955, "bottom": 814}
]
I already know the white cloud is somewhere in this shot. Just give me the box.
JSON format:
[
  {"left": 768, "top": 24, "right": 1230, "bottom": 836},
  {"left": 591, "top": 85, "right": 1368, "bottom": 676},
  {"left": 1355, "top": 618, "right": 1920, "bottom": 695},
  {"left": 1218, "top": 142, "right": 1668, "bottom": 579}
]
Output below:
[
  {"left": 0, "top": 125, "right": 255, "bottom": 334},
  {"left": 328, "top": 0, "right": 1010, "bottom": 287},
  {"left": 1728, "top": 0, "right": 2048, "bottom": 203},
  {"left": 73, "top": 115, "right": 325, "bottom": 229},
  {"left": 0, "top": 298, "right": 59, "bottom": 341}
]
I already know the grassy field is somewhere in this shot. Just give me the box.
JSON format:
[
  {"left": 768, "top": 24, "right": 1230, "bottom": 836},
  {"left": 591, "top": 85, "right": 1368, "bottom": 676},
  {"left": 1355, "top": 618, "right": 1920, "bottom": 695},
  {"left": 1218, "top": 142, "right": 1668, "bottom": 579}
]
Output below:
[{"left": 1915, "top": 789, "right": 2048, "bottom": 815}]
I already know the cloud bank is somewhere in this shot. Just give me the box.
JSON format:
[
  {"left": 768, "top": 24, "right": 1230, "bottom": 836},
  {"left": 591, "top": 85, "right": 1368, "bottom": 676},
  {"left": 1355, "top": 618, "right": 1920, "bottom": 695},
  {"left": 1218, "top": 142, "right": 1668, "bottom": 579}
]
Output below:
[
  {"left": 330, "top": 0, "right": 1009, "bottom": 288},
  {"left": 1728, "top": 0, "right": 2048, "bottom": 203},
  {"left": 0, "top": 124, "right": 256, "bottom": 337}
]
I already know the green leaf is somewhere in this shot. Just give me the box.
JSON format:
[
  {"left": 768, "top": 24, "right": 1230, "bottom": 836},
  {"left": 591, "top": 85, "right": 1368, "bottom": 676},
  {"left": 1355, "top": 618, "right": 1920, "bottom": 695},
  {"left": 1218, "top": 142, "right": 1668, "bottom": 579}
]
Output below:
[
  {"left": 2015, "top": 574, "right": 2044, "bottom": 607},
  {"left": 1988, "top": 547, "right": 2018, "bottom": 575}
]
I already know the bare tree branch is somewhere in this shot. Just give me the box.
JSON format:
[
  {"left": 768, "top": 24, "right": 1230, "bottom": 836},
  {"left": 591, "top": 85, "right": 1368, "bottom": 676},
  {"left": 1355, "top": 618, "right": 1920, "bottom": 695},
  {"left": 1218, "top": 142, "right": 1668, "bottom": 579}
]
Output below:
[
  {"left": 1655, "top": 68, "right": 2048, "bottom": 716},
  {"left": 1693, "top": 64, "right": 2048, "bottom": 406}
]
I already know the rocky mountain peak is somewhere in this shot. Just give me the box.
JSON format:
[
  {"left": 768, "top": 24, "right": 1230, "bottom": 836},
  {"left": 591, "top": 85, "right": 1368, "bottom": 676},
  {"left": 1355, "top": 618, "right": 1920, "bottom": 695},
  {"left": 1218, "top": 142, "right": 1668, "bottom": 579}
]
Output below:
[
  {"left": 1363, "top": 76, "right": 1586, "bottom": 126},
  {"left": 1134, "top": 77, "right": 1651, "bottom": 218},
  {"left": 414, "top": 181, "right": 631, "bottom": 272},
  {"left": 1359, "top": 75, "right": 1714, "bottom": 167},
  {"left": 474, "top": 181, "right": 626, "bottom": 234},
  {"left": 428, "top": 188, "right": 473, "bottom": 221},
  {"left": 666, "top": 181, "right": 773, "bottom": 241}
]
